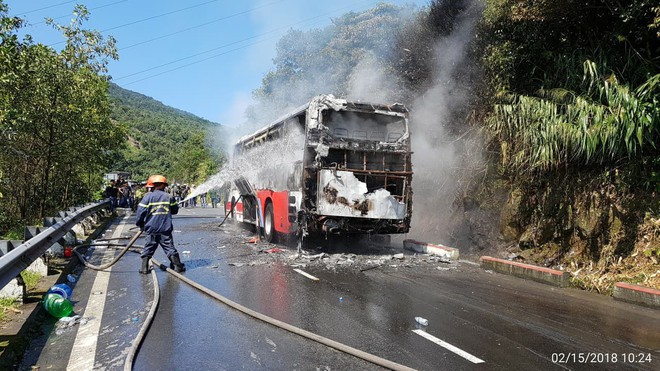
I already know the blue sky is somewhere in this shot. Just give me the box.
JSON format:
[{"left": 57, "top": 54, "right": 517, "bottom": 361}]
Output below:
[{"left": 6, "top": 0, "right": 428, "bottom": 125}]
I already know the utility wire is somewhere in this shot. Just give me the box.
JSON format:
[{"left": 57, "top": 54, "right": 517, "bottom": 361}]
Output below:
[
  {"left": 121, "top": 35, "right": 282, "bottom": 86},
  {"left": 13, "top": 0, "right": 76, "bottom": 15},
  {"left": 116, "top": 0, "right": 378, "bottom": 85},
  {"left": 47, "top": 0, "right": 224, "bottom": 47},
  {"left": 46, "top": 0, "right": 286, "bottom": 48},
  {"left": 101, "top": 0, "right": 223, "bottom": 32},
  {"left": 29, "top": 0, "right": 129, "bottom": 26},
  {"left": 120, "top": 0, "right": 284, "bottom": 50},
  {"left": 116, "top": 30, "right": 281, "bottom": 81}
]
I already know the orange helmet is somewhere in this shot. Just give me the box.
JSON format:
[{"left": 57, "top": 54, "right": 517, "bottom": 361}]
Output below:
[{"left": 149, "top": 174, "right": 168, "bottom": 186}]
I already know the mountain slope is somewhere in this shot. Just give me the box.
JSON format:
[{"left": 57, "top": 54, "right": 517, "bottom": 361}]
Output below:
[{"left": 108, "top": 83, "right": 224, "bottom": 183}]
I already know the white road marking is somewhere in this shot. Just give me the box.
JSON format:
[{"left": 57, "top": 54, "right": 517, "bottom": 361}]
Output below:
[
  {"left": 67, "top": 217, "right": 128, "bottom": 371},
  {"left": 412, "top": 329, "right": 485, "bottom": 364},
  {"left": 293, "top": 268, "right": 319, "bottom": 281}
]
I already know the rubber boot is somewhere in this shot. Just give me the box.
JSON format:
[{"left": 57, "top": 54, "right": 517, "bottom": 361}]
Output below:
[
  {"left": 139, "top": 257, "right": 151, "bottom": 274},
  {"left": 169, "top": 253, "right": 186, "bottom": 273}
]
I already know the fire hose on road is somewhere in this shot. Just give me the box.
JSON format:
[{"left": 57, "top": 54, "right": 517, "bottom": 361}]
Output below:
[{"left": 74, "top": 228, "right": 416, "bottom": 371}]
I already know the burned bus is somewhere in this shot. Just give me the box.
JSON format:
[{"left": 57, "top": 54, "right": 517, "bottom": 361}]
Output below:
[{"left": 225, "top": 94, "right": 413, "bottom": 242}]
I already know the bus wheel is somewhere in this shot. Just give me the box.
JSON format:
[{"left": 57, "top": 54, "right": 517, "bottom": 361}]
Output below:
[
  {"left": 263, "top": 202, "right": 276, "bottom": 243},
  {"left": 230, "top": 196, "right": 236, "bottom": 218}
]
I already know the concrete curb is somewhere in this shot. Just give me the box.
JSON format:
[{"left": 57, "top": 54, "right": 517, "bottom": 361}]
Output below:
[
  {"left": 613, "top": 282, "right": 660, "bottom": 309},
  {"left": 403, "top": 239, "right": 459, "bottom": 260},
  {"left": 479, "top": 256, "right": 571, "bottom": 287}
]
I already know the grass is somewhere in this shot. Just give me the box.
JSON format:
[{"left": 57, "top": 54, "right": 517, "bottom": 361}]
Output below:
[
  {"left": 0, "top": 271, "right": 43, "bottom": 322},
  {"left": 19, "top": 271, "right": 42, "bottom": 292},
  {"left": 0, "top": 227, "right": 23, "bottom": 241},
  {"left": 0, "top": 297, "right": 19, "bottom": 322}
]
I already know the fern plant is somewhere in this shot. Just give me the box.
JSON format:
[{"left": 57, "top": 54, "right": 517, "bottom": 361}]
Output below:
[{"left": 488, "top": 60, "right": 659, "bottom": 175}]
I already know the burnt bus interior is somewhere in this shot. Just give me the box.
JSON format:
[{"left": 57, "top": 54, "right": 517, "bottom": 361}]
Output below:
[{"left": 302, "top": 106, "right": 413, "bottom": 234}]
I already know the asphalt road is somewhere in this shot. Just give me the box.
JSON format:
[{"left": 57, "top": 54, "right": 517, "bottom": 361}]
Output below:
[{"left": 21, "top": 207, "right": 660, "bottom": 370}]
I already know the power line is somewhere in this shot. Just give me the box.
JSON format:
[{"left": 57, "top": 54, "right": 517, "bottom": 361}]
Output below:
[
  {"left": 101, "top": 0, "right": 223, "bottom": 32},
  {"left": 13, "top": 0, "right": 76, "bottom": 15},
  {"left": 114, "top": 2, "right": 359, "bottom": 82},
  {"left": 30, "top": 0, "right": 129, "bottom": 26},
  {"left": 121, "top": 35, "right": 283, "bottom": 86},
  {"left": 47, "top": 0, "right": 224, "bottom": 47},
  {"left": 118, "top": 0, "right": 379, "bottom": 86},
  {"left": 120, "top": 0, "right": 284, "bottom": 50}
]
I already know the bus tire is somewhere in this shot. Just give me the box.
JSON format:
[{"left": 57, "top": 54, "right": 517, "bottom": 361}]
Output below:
[
  {"left": 230, "top": 196, "right": 236, "bottom": 218},
  {"left": 263, "top": 202, "right": 276, "bottom": 243}
]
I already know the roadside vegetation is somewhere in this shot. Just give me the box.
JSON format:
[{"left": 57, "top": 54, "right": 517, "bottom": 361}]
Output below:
[
  {"left": 477, "top": 0, "right": 659, "bottom": 292},
  {"left": 0, "top": 4, "right": 122, "bottom": 236}
]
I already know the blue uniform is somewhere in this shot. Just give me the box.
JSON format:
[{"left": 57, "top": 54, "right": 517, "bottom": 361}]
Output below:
[{"left": 136, "top": 189, "right": 180, "bottom": 258}]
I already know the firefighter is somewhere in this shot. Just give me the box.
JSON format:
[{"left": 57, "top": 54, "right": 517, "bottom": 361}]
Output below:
[{"left": 136, "top": 175, "right": 186, "bottom": 274}]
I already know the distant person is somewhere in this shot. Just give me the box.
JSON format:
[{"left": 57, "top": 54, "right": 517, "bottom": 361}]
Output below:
[
  {"left": 133, "top": 182, "right": 146, "bottom": 211},
  {"left": 190, "top": 185, "right": 197, "bottom": 207},
  {"left": 209, "top": 190, "right": 218, "bottom": 208},
  {"left": 181, "top": 185, "right": 189, "bottom": 207},
  {"left": 200, "top": 192, "right": 207, "bottom": 208},
  {"left": 136, "top": 175, "right": 185, "bottom": 274},
  {"left": 104, "top": 180, "right": 118, "bottom": 213},
  {"left": 174, "top": 184, "right": 182, "bottom": 204}
]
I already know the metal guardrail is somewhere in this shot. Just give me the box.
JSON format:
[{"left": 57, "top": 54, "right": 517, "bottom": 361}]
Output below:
[{"left": 0, "top": 200, "right": 110, "bottom": 290}]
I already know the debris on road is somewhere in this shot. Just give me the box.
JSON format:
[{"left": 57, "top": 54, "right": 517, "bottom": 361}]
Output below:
[
  {"left": 293, "top": 268, "right": 319, "bottom": 281},
  {"left": 264, "top": 247, "right": 284, "bottom": 253},
  {"left": 415, "top": 316, "right": 429, "bottom": 326},
  {"left": 206, "top": 223, "right": 462, "bottom": 274},
  {"left": 359, "top": 264, "right": 381, "bottom": 272}
]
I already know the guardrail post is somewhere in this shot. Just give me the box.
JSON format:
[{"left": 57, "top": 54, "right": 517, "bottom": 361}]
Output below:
[
  {"left": 24, "top": 226, "right": 43, "bottom": 241},
  {"left": 0, "top": 200, "right": 111, "bottom": 303},
  {"left": 43, "top": 216, "right": 63, "bottom": 227},
  {"left": 0, "top": 241, "right": 12, "bottom": 256},
  {"left": 0, "top": 241, "right": 32, "bottom": 302}
]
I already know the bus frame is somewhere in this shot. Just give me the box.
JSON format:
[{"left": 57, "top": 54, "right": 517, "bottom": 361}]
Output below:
[{"left": 226, "top": 94, "right": 413, "bottom": 243}]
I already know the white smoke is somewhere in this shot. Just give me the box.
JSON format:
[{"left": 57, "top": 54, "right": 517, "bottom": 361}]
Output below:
[
  {"left": 188, "top": 123, "right": 305, "bottom": 199},
  {"left": 346, "top": 53, "right": 402, "bottom": 102},
  {"left": 406, "top": 1, "right": 484, "bottom": 242}
]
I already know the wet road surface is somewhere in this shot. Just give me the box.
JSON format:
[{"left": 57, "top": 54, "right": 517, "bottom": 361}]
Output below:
[{"left": 22, "top": 207, "right": 660, "bottom": 370}]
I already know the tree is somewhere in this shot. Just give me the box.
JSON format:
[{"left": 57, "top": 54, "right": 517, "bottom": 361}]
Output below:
[{"left": 0, "top": 3, "right": 122, "bottom": 234}]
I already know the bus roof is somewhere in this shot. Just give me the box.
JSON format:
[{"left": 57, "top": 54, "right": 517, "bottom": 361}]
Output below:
[{"left": 234, "top": 95, "right": 408, "bottom": 148}]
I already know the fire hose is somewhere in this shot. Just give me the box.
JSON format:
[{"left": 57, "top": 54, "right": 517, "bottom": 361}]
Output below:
[
  {"left": 72, "top": 230, "right": 156, "bottom": 371},
  {"left": 73, "top": 226, "right": 415, "bottom": 371}
]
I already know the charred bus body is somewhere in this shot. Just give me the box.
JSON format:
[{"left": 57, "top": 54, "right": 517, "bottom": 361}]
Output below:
[{"left": 226, "top": 95, "right": 413, "bottom": 242}]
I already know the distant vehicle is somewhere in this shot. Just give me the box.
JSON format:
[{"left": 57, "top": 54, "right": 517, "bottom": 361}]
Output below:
[
  {"left": 225, "top": 95, "right": 413, "bottom": 243},
  {"left": 104, "top": 171, "right": 131, "bottom": 182}
]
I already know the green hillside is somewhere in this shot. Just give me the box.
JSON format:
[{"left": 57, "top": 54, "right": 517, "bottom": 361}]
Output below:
[{"left": 108, "top": 83, "right": 225, "bottom": 184}]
